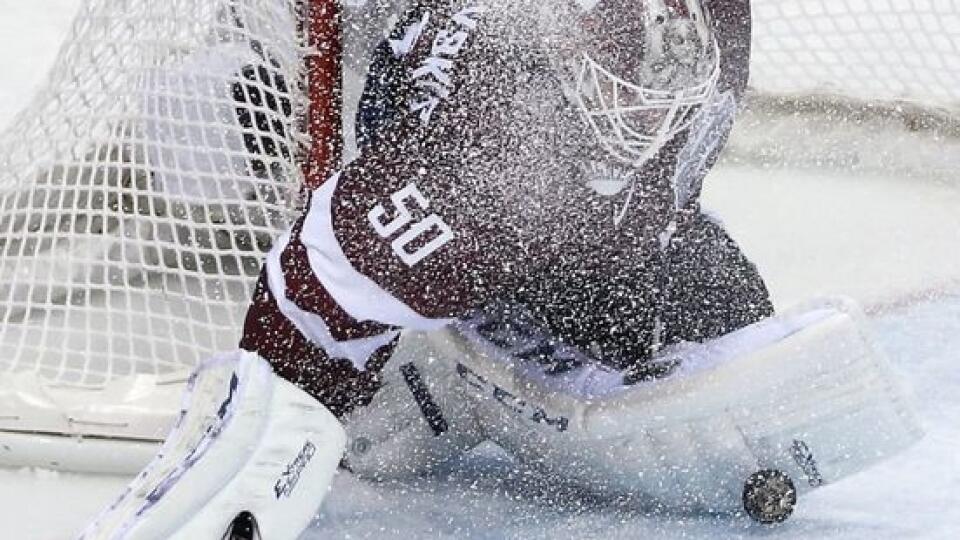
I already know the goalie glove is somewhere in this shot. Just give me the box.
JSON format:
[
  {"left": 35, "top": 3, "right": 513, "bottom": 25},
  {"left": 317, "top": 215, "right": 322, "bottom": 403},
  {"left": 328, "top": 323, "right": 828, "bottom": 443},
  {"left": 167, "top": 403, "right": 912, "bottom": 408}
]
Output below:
[
  {"left": 79, "top": 350, "right": 345, "bottom": 540},
  {"left": 431, "top": 298, "right": 923, "bottom": 522}
]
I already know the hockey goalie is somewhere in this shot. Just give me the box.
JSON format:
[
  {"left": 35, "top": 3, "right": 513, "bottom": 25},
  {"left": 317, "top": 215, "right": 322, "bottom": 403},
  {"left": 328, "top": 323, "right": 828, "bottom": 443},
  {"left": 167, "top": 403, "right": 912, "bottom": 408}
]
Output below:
[{"left": 80, "top": 0, "right": 922, "bottom": 538}]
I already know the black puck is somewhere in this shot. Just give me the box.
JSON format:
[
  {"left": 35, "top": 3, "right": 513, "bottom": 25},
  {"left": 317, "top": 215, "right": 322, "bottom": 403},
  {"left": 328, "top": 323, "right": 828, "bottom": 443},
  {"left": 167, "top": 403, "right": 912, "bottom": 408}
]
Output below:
[{"left": 742, "top": 469, "right": 798, "bottom": 524}]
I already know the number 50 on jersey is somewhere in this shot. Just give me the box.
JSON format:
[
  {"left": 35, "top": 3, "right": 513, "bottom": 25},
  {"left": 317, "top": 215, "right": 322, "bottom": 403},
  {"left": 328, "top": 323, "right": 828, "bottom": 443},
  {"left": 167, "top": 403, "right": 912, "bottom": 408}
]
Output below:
[{"left": 368, "top": 183, "right": 454, "bottom": 267}]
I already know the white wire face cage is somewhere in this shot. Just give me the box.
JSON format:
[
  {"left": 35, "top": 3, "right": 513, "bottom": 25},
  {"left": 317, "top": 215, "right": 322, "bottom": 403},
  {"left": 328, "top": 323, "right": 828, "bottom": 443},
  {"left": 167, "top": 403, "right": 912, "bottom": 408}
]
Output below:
[
  {"left": 574, "top": 49, "right": 720, "bottom": 166},
  {"left": 565, "top": 0, "right": 722, "bottom": 167}
]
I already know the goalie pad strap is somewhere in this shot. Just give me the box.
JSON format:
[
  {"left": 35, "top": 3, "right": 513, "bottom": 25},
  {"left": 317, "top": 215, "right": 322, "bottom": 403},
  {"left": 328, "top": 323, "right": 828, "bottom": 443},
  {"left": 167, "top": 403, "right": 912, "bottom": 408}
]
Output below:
[{"left": 400, "top": 362, "right": 450, "bottom": 436}]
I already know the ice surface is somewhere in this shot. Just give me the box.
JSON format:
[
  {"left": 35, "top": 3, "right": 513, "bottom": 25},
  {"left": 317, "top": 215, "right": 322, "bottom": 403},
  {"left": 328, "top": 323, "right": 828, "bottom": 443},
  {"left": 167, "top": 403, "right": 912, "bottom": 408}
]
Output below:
[{"left": 702, "top": 165, "right": 960, "bottom": 311}]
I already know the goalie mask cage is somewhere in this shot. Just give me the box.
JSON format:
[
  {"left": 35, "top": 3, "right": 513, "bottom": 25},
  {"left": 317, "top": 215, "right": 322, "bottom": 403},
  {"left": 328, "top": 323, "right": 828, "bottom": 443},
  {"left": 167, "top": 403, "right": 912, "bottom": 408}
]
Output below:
[{"left": 0, "top": 0, "right": 956, "bottom": 462}]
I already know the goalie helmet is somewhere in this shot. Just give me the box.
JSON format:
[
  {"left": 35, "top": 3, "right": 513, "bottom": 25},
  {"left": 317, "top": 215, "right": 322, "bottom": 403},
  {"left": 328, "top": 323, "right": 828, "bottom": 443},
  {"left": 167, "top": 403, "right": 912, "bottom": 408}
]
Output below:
[{"left": 561, "top": 0, "right": 721, "bottom": 166}]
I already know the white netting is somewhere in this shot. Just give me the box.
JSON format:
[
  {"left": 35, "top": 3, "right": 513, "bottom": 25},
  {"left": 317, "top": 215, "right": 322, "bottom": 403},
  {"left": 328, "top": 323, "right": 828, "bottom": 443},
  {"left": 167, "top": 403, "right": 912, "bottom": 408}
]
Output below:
[
  {"left": 0, "top": 0, "right": 311, "bottom": 386},
  {"left": 752, "top": 0, "right": 960, "bottom": 109},
  {"left": 740, "top": 0, "right": 960, "bottom": 178},
  {"left": 0, "top": 0, "right": 958, "bottom": 389}
]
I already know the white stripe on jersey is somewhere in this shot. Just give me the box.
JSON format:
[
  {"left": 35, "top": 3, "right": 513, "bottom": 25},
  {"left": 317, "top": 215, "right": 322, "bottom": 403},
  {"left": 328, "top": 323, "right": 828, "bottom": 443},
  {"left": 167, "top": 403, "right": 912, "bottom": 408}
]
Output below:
[
  {"left": 265, "top": 229, "right": 401, "bottom": 371},
  {"left": 300, "top": 175, "right": 453, "bottom": 330}
]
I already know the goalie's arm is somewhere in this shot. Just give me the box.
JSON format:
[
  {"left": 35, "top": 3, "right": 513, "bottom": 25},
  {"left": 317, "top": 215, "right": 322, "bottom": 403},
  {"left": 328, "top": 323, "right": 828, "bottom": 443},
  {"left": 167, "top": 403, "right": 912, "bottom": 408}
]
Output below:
[{"left": 239, "top": 3, "right": 533, "bottom": 418}]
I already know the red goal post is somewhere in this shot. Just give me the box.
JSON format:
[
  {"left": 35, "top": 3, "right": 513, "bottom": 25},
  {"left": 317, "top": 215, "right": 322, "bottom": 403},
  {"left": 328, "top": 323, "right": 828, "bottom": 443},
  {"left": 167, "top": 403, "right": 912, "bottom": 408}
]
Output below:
[{"left": 305, "top": 0, "right": 343, "bottom": 190}]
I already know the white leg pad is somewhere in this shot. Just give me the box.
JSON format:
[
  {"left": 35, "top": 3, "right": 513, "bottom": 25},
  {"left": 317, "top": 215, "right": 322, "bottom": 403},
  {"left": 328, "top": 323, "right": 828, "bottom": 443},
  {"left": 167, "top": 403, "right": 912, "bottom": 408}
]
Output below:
[
  {"left": 342, "top": 331, "right": 485, "bottom": 480},
  {"left": 436, "top": 298, "right": 923, "bottom": 513},
  {"left": 79, "top": 350, "right": 345, "bottom": 540}
]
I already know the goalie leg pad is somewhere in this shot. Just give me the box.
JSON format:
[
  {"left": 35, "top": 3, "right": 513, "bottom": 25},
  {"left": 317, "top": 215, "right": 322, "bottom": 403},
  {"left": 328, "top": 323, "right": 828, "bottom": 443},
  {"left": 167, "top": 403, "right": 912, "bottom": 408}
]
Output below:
[
  {"left": 79, "top": 350, "right": 346, "bottom": 540},
  {"left": 439, "top": 298, "right": 923, "bottom": 513},
  {"left": 342, "top": 331, "right": 485, "bottom": 480}
]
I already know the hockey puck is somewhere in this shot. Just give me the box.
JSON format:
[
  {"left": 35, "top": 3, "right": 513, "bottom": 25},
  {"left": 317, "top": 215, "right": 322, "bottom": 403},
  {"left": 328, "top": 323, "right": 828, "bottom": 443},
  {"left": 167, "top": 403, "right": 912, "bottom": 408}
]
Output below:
[{"left": 742, "top": 469, "right": 798, "bottom": 524}]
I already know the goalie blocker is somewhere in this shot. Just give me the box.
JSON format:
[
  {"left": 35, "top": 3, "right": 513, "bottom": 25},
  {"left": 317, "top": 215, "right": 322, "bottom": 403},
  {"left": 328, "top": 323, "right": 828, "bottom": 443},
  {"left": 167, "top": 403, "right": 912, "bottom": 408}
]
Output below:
[{"left": 345, "top": 298, "right": 923, "bottom": 523}]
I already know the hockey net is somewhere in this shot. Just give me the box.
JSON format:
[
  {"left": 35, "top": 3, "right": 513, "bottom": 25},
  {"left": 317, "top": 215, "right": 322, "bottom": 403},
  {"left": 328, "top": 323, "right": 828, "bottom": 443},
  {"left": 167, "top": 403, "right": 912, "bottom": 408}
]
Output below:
[
  {"left": 0, "top": 0, "right": 340, "bottom": 389},
  {"left": 0, "top": 0, "right": 957, "bottom": 468},
  {"left": 741, "top": 0, "right": 960, "bottom": 178}
]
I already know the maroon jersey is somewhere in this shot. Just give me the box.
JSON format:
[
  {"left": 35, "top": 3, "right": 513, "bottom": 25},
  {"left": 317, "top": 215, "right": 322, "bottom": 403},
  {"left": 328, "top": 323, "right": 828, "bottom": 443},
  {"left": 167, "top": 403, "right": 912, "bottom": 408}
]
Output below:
[{"left": 241, "top": 0, "right": 768, "bottom": 417}]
